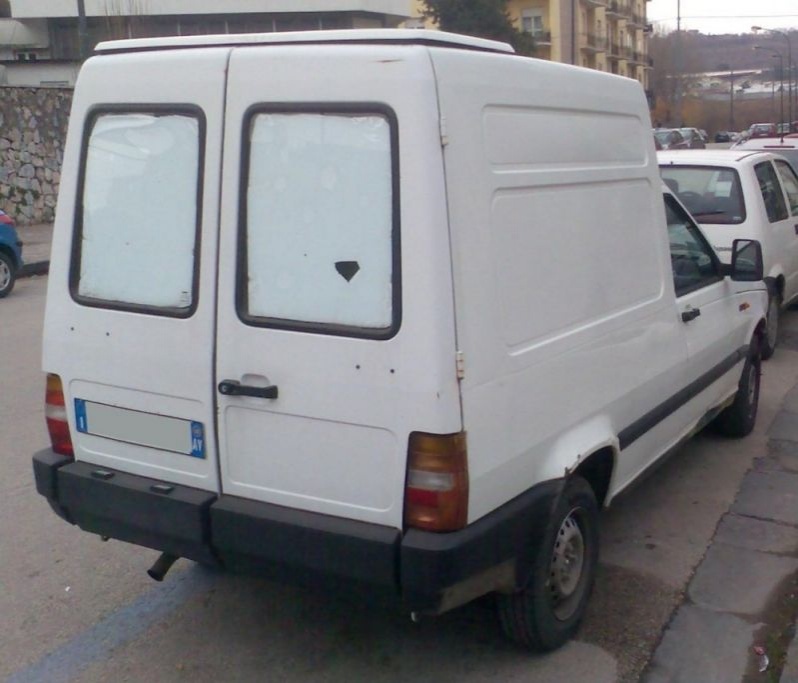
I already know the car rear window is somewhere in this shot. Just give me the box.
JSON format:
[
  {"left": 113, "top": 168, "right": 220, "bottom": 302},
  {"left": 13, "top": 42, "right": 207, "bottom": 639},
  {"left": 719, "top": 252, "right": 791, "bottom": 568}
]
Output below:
[
  {"left": 660, "top": 165, "right": 746, "bottom": 224},
  {"left": 238, "top": 107, "right": 400, "bottom": 339},
  {"left": 72, "top": 109, "right": 203, "bottom": 315}
]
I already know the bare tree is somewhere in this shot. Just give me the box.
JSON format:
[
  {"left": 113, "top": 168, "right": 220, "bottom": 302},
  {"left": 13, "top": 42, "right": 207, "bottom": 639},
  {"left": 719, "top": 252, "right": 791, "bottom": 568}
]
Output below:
[{"left": 649, "top": 28, "right": 706, "bottom": 126}]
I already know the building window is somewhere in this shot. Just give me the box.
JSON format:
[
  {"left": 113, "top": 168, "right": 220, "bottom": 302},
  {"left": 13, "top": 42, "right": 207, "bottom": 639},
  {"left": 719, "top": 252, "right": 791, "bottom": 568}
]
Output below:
[{"left": 521, "top": 9, "right": 545, "bottom": 37}]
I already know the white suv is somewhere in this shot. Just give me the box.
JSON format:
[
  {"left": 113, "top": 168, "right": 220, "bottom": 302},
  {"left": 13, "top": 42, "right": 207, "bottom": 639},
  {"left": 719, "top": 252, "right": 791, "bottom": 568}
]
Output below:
[{"left": 660, "top": 149, "right": 798, "bottom": 358}]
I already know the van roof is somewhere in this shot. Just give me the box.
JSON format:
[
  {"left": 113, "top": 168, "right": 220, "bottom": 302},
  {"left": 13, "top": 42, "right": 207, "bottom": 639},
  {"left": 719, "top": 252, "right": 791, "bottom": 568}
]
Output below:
[{"left": 94, "top": 28, "right": 515, "bottom": 56}]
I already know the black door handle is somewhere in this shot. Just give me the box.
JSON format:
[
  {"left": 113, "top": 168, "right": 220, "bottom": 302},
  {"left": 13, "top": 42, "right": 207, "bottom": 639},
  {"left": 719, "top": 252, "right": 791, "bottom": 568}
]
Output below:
[
  {"left": 681, "top": 308, "right": 701, "bottom": 323},
  {"left": 794, "top": 224, "right": 798, "bottom": 235},
  {"left": 218, "top": 380, "right": 278, "bottom": 399}
]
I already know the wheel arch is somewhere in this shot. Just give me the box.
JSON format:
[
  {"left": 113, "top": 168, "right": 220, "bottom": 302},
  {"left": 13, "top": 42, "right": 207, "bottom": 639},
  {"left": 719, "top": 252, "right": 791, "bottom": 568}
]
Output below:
[
  {"left": 0, "top": 244, "right": 19, "bottom": 270},
  {"left": 571, "top": 446, "right": 616, "bottom": 508}
]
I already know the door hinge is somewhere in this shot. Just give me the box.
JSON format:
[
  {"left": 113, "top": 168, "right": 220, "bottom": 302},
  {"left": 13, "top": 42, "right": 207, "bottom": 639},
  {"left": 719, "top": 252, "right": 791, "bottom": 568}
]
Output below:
[
  {"left": 455, "top": 351, "right": 465, "bottom": 380},
  {"left": 439, "top": 115, "right": 449, "bottom": 147}
]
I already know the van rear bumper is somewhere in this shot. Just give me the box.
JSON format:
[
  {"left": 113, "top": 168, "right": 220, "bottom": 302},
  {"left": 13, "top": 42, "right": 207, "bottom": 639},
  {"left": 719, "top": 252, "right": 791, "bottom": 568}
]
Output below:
[{"left": 33, "top": 449, "right": 562, "bottom": 613}]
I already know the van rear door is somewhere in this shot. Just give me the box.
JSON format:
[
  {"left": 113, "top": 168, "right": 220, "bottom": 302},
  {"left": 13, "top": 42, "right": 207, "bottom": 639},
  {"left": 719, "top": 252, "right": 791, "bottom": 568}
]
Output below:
[
  {"left": 42, "top": 49, "right": 229, "bottom": 492},
  {"left": 214, "top": 43, "right": 462, "bottom": 529}
]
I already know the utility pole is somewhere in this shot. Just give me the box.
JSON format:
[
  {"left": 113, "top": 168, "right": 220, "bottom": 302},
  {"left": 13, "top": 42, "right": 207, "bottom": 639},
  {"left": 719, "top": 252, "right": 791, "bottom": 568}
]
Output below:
[
  {"left": 77, "top": 0, "right": 88, "bottom": 59},
  {"left": 674, "top": 0, "right": 683, "bottom": 125}
]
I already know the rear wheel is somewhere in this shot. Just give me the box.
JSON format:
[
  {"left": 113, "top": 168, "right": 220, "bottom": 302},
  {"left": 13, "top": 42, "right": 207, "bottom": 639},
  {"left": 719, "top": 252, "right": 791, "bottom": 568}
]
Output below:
[
  {"left": 713, "top": 340, "right": 761, "bottom": 437},
  {"left": 761, "top": 291, "right": 780, "bottom": 360},
  {"left": 497, "top": 477, "right": 599, "bottom": 651},
  {"left": 0, "top": 251, "right": 16, "bottom": 298}
]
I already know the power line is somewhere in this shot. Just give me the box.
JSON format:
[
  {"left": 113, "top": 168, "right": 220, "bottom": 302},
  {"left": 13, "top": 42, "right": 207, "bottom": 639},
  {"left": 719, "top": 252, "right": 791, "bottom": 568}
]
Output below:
[{"left": 651, "top": 14, "right": 798, "bottom": 23}]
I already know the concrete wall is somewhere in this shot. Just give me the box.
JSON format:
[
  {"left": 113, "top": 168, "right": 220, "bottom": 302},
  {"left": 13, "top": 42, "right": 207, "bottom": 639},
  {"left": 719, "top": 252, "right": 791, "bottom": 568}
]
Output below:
[{"left": 0, "top": 86, "right": 72, "bottom": 224}]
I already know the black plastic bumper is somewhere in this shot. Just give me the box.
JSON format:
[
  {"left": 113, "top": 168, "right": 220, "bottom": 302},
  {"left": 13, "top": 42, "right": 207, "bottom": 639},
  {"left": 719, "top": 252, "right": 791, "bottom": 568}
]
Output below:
[{"left": 32, "top": 449, "right": 562, "bottom": 613}]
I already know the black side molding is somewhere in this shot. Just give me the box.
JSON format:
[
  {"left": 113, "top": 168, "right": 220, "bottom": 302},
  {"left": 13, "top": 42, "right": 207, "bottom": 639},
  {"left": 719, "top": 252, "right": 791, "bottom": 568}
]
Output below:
[{"left": 619, "top": 345, "right": 748, "bottom": 450}]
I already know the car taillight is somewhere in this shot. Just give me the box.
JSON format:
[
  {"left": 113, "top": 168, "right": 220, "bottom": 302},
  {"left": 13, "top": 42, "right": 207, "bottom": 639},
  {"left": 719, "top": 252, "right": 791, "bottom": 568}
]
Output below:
[
  {"left": 404, "top": 431, "right": 468, "bottom": 532},
  {"left": 45, "top": 374, "right": 73, "bottom": 457}
]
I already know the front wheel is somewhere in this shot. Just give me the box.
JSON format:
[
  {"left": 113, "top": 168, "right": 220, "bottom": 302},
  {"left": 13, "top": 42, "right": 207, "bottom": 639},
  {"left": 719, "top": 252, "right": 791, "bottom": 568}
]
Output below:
[
  {"left": 497, "top": 477, "right": 599, "bottom": 651},
  {"left": 761, "top": 291, "right": 780, "bottom": 360},
  {"left": 712, "top": 340, "right": 761, "bottom": 437},
  {"left": 0, "top": 251, "right": 16, "bottom": 298}
]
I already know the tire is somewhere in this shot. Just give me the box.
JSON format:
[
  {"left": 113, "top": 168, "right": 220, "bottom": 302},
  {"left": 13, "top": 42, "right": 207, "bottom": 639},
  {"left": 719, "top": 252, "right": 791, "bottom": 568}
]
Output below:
[
  {"left": 0, "top": 251, "right": 16, "bottom": 299},
  {"left": 497, "top": 476, "right": 599, "bottom": 651},
  {"left": 761, "top": 291, "right": 780, "bottom": 360},
  {"left": 712, "top": 339, "right": 761, "bottom": 438}
]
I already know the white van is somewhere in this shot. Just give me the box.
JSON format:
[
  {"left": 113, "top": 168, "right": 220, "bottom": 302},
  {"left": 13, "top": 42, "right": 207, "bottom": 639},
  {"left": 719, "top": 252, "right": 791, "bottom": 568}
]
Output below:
[{"left": 33, "top": 30, "right": 767, "bottom": 651}]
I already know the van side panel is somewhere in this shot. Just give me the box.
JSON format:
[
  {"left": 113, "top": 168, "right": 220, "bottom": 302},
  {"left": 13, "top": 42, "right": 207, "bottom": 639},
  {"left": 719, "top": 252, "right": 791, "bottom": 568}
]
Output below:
[{"left": 430, "top": 50, "right": 689, "bottom": 522}]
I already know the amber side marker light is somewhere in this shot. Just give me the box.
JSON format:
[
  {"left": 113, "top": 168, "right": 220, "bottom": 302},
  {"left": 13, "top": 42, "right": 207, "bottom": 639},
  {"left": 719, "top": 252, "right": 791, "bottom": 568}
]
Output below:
[
  {"left": 404, "top": 431, "right": 468, "bottom": 532},
  {"left": 46, "top": 374, "right": 73, "bottom": 457}
]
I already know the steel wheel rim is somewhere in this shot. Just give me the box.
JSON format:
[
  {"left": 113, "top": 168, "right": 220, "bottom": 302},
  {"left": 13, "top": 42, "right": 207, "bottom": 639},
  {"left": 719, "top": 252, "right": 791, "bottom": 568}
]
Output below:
[
  {"left": 549, "top": 509, "right": 586, "bottom": 621},
  {"left": 0, "top": 259, "right": 10, "bottom": 290}
]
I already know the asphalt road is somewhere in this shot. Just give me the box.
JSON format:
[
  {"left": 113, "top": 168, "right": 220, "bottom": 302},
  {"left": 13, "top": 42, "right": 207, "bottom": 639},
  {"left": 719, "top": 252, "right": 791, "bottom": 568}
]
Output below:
[{"left": 3, "top": 275, "right": 798, "bottom": 683}]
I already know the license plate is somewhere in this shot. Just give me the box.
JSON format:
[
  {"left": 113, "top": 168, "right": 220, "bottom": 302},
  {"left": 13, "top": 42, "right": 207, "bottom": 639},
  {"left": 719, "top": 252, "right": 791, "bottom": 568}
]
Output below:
[{"left": 74, "top": 399, "right": 205, "bottom": 459}]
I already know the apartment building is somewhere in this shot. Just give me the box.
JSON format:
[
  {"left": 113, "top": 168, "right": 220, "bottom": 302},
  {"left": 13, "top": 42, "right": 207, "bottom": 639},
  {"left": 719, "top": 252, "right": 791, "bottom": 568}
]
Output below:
[{"left": 408, "top": 0, "right": 651, "bottom": 92}]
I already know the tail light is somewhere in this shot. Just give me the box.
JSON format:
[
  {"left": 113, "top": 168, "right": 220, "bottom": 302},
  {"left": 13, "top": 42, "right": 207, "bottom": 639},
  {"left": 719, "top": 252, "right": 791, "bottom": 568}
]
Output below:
[
  {"left": 404, "top": 431, "right": 468, "bottom": 532},
  {"left": 46, "top": 374, "right": 73, "bottom": 457}
]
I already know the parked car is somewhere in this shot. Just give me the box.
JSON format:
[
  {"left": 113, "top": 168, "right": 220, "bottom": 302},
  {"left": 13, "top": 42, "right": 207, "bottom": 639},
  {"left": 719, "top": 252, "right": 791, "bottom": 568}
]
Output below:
[
  {"left": 679, "top": 127, "right": 707, "bottom": 149},
  {"left": 748, "top": 122, "right": 777, "bottom": 138},
  {"left": 33, "top": 29, "right": 768, "bottom": 653},
  {"left": 732, "top": 134, "right": 798, "bottom": 172},
  {"left": 660, "top": 149, "right": 798, "bottom": 358},
  {"left": 654, "top": 128, "right": 689, "bottom": 150},
  {"left": 714, "top": 131, "right": 732, "bottom": 143},
  {"left": 0, "top": 209, "right": 23, "bottom": 298}
]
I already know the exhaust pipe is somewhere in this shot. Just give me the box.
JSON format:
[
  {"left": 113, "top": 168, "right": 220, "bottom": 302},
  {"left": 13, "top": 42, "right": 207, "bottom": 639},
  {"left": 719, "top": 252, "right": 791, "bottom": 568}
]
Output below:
[{"left": 147, "top": 553, "right": 179, "bottom": 582}]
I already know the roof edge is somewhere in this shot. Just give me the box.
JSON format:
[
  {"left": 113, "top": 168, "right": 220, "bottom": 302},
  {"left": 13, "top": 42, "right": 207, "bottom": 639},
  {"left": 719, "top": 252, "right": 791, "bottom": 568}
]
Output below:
[{"left": 94, "top": 29, "right": 515, "bottom": 56}]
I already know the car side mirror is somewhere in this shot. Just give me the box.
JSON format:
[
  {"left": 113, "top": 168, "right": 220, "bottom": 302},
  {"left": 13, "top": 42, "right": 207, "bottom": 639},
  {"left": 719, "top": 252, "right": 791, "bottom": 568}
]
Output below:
[{"left": 729, "top": 239, "right": 764, "bottom": 281}]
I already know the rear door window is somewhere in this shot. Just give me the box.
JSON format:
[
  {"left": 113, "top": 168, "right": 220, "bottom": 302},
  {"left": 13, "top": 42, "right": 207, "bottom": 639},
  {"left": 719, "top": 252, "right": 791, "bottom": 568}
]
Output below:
[
  {"left": 775, "top": 159, "right": 798, "bottom": 215},
  {"left": 73, "top": 110, "right": 203, "bottom": 315},
  {"left": 239, "top": 108, "right": 400, "bottom": 338},
  {"left": 755, "top": 161, "right": 789, "bottom": 223}
]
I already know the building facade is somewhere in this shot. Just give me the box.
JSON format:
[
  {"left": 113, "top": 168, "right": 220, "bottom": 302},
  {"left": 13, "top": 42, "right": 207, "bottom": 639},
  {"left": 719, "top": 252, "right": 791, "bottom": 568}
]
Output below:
[
  {"left": 409, "top": 0, "right": 651, "bottom": 91},
  {"left": 0, "top": 0, "right": 412, "bottom": 86}
]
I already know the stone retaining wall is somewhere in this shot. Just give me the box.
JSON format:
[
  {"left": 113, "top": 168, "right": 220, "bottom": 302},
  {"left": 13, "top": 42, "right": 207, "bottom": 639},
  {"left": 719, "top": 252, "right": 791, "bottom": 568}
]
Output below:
[{"left": 0, "top": 87, "right": 72, "bottom": 225}]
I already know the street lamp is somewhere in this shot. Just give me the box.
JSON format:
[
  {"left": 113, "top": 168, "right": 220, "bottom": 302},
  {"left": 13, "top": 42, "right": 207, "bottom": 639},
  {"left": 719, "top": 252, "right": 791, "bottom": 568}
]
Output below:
[
  {"left": 753, "top": 26, "right": 793, "bottom": 131},
  {"left": 754, "top": 46, "right": 785, "bottom": 130}
]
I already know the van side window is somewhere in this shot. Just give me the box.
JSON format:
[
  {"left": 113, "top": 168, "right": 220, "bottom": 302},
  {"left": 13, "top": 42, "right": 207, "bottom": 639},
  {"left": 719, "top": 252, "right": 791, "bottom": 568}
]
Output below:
[
  {"left": 665, "top": 194, "right": 721, "bottom": 296},
  {"left": 239, "top": 109, "right": 399, "bottom": 338},
  {"left": 73, "top": 111, "right": 202, "bottom": 314},
  {"left": 755, "top": 161, "right": 789, "bottom": 222},
  {"left": 774, "top": 159, "right": 798, "bottom": 215}
]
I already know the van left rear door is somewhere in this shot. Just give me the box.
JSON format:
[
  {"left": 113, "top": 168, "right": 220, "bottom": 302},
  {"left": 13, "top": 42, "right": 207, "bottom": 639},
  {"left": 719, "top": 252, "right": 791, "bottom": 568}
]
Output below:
[{"left": 42, "top": 48, "right": 229, "bottom": 492}]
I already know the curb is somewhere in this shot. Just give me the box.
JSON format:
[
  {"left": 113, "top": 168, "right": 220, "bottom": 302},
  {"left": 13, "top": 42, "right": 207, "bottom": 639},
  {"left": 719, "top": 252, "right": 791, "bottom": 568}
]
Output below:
[{"left": 19, "top": 261, "right": 49, "bottom": 278}]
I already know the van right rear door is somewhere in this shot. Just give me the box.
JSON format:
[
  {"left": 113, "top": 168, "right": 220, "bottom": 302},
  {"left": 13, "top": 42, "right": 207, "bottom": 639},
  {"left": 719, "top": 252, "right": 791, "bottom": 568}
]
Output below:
[{"left": 213, "top": 43, "right": 463, "bottom": 530}]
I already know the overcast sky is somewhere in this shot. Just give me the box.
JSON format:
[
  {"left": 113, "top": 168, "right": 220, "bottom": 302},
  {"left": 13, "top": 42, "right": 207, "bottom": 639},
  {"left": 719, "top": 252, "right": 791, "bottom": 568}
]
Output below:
[{"left": 646, "top": 0, "right": 798, "bottom": 34}]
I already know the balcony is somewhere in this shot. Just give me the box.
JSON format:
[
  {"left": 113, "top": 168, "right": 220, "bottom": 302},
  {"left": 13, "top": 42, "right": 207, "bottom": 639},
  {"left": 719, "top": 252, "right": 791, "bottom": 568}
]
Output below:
[
  {"left": 581, "top": 33, "right": 607, "bottom": 52},
  {"left": 581, "top": 0, "right": 608, "bottom": 8},
  {"left": 607, "top": 41, "right": 621, "bottom": 59},
  {"left": 531, "top": 29, "right": 552, "bottom": 45},
  {"left": 628, "top": 12, "right": 646, "bottom": 27},
  {"left": 606, "top": 0, "right": 631, "bottom": 18}
]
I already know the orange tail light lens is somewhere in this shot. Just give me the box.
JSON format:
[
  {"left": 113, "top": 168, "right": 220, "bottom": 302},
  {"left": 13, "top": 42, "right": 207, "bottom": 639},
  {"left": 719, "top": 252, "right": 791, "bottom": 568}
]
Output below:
[
  {"left": 45, "top": 374, "right": 73, "bottom": 457},
  {"left": 404, "top": 431, "right": 468, "bottom": 532}
]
